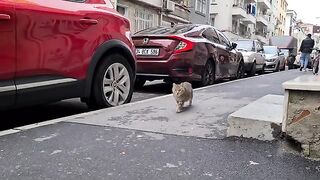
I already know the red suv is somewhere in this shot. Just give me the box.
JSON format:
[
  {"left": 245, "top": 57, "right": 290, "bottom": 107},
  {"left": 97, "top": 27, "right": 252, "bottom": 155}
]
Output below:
[
  {"left": 133, "top": 24, "right": 244, "bottom": 87},
  {"left": 0, "top": 0, "right": 136, "bottom": 110}
]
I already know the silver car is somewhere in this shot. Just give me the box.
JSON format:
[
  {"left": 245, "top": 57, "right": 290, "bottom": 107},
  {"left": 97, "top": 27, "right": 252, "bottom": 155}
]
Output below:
[
  {"left": 235, "top": 39, "right": 266, "bottom": 76},
  {"left": 263, "top": 46, "right": 286, "bottom": 72}
]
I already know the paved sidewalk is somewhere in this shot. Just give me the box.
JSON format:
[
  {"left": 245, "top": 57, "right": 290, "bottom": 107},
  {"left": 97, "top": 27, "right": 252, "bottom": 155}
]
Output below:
[{"left": 1, "top": 70, "right": 320, "bottom": 180}]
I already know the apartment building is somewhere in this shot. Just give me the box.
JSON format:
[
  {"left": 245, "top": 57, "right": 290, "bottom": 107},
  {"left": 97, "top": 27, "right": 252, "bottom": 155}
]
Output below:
[
  {"left": 115, "top": 0, "right": 209, "bottom": 33},
  {"left": 255, "top": 0, "right": 272, "bottom": 43},
  {"left": 209, "top": 0, "right": 271, "bottom": 44},
  {"left": 275, "top": 0, "right": 287, "bottom": 35},
  {"left": 285, "top": 10, "right": 297, "bottom": 36},
  {"left": 116, "top": 0, "right": 162, "bottom": 32}
]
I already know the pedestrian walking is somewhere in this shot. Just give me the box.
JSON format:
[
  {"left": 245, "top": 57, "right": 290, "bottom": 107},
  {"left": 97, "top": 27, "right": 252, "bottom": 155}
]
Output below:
[{"left": 299, "top": 34, "right": 315, "bottom": 72}]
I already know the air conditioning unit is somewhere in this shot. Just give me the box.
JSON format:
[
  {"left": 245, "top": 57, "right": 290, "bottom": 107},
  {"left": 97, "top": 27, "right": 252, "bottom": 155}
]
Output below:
[{"left": 164, "top": 0, "right": 175, "bottom": 12}]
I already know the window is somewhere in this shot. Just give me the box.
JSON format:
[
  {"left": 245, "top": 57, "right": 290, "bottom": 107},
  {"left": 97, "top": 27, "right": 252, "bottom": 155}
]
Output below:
[
  {"left": 195, "top": 0, "right": 207, "bottom": 14},
  {"left": 217, "top": 32, "right": 230, "bottom": 47},
  {"left": 211, "top": 17, "right": 215, "bottom": 26},
  {"left": 134, "top": 9, "right": 154, "bottom": 32},
  {"left": 116, "top": 5, "right": 128, "bottom": 17},
  {"left": 202, "top": 28, "right": 220, "bottom": 43}
]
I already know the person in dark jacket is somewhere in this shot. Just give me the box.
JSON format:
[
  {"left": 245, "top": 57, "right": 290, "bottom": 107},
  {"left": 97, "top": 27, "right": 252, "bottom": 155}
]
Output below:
[{"left": 299, "top": 34, "right": 315, "bottom": 71}]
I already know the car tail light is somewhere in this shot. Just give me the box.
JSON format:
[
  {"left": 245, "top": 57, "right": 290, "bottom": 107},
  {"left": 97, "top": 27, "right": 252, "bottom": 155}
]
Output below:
[{"left": 169, "top": 36, "right": 194, "bottom": 53}]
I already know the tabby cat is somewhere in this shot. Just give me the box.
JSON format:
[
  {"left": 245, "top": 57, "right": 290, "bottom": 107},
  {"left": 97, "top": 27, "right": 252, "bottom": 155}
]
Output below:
[{"left": 172, "top": 82, "right": 193, "bottom": 113}]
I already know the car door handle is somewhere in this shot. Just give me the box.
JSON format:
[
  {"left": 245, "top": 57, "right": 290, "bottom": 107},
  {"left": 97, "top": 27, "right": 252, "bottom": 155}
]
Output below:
[
  {"left": 79, "top": 18, "right": 98, "bottom": 25},
  {"left": 0, "top": 14, "right": 10, "bottom": 20}
]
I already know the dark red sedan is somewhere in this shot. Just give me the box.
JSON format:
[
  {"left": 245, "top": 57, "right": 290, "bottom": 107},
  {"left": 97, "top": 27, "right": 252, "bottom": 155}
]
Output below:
[{"left": 133, "top": 24, "right": 244, "bottom": 87}]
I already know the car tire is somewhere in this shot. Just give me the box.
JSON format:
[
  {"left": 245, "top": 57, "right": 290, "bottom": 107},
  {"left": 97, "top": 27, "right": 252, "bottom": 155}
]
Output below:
[
  {"left": 236, "top": 61, "right": 245, "bottom": 79},
  {"left": 134, "top": 78, "right": 146, "bottom": 89},
  {"left": 248, "top": 62, "right": 256, "bottom": 77},
  {"left": 257, "top": 64, "right": 265, "bottom": 75},
  {"left": 87, "top": 54, "right": 134, "bottom": 109},
  {"left": 200, "top": 60, "right": 215, "bottom": 86}
]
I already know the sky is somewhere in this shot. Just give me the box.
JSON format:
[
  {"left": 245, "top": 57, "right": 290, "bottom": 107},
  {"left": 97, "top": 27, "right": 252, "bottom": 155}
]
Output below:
[{"left": 287, "top": 0, "right": 320, "bottom": 25}]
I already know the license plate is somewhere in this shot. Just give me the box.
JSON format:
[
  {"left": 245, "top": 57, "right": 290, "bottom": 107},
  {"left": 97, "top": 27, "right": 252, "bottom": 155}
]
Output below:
[{"left": 136, "top": 48, "right": 160, "bottom": 56}]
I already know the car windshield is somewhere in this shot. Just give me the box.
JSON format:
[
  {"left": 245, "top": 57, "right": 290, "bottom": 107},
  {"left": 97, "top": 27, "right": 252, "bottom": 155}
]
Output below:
[
  {"left": 134, "top": 25, "right": 198, "bottom": 35},
  {"left": 235, "top": 40, "right": 254, "bottom": 51},
  {"left": 264, "top": 46, "right": 278, "bottom": 55}
]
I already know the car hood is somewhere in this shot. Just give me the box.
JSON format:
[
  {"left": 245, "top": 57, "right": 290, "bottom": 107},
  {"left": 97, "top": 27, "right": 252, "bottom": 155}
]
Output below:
[{"left": 265, "top": 54, "right": 278, "bottom": 59}]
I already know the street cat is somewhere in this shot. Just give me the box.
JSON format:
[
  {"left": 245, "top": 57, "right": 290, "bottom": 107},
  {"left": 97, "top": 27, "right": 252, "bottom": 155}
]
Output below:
[{"left": 172, "top": 82, "right": 193, "bottom": 113}]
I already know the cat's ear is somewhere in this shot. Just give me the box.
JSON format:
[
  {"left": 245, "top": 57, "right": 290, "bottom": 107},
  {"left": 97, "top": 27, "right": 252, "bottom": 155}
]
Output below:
[{"left": 173, "top": 83, "right": 176, "bottom": 87}]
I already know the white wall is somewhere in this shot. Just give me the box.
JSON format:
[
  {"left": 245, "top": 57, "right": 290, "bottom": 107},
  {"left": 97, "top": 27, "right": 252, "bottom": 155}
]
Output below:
[{"left": 210, "top": 0, "right": 233, "bottom": 31}]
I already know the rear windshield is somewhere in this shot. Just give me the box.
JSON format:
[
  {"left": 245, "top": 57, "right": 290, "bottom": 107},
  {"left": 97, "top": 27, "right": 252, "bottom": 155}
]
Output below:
[
  {"left": 135, "top": 25, "right": 198, "bottom": 35},
  {"left": 235, "top": 40, "right": 254, "bottom": 51}
]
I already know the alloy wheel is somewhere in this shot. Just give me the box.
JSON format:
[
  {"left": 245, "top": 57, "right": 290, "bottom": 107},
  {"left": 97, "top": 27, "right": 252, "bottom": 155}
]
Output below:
[{"left": 102, "top": 63, "right": 131, "bottom": 106}]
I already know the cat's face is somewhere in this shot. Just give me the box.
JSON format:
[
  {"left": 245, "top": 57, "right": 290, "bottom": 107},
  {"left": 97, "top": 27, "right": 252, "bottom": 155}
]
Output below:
[{"left": 172, "top": 83, "right": 185, "bottom": 96}]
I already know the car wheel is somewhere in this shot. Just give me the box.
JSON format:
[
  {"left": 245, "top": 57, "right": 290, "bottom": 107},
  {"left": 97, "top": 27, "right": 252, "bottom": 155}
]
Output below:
[
  {"left": 201, "top": 60, "right": 215, "bottom": 86},
  {"left": 248, "top": 62, "right": 256, "bottom": 77},
  {"left": 257, "top": 64, "right": 265, "bottom": 75},
  {"left": 236, "top": 61, "right": 245, "bottom": 79},
  {"left": 87, "top": 54, "right": 134, "bottom": 109},
  {"left": 134, "top": 78, "right": 146, "bottom": 89}
]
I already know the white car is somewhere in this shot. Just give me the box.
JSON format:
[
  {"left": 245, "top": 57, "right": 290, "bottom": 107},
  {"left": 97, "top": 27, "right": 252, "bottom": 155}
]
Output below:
[
  {"left": 263, "top": 46, "right": 286, "bottom": 72},
  {"left": 235, "top": 39, "right": 266, "bottom": 76}
]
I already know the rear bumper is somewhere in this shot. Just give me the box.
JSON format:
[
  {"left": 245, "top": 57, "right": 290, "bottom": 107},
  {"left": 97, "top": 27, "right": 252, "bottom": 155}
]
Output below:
[{"left": 136, "top": 52, "right": 200, "bottom": 82}]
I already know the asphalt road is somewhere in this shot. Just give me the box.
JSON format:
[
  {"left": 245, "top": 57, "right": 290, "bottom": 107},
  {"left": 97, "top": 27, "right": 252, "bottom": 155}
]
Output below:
[{"left": 0, "top": 81, "right": 171, "bottom": 131}]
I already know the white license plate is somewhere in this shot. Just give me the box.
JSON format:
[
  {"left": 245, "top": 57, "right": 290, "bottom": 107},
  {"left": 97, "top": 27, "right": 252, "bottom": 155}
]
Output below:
[{"left": 136, "top": 48, "right": 160, "bottom": 56}]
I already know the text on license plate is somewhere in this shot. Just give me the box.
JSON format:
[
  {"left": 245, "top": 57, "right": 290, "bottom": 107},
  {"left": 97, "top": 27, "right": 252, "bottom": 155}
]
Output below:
[{"left": 136, "top": 48, "right": 160, "bottom": 56}]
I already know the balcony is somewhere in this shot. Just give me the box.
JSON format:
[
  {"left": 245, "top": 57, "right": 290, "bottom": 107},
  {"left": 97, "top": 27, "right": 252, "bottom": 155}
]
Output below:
[
  {"left": 257, "top": 0, "right": 271, "bottom": 10},
  {"left": 232, "top": 4, "right": 247, "bottom": 18},
  {"left": 255, "top": 34, "right": 268, "bottom": 44},
  {"left": 256, "top": 14, "right": 269, "bottom": 26},
  {"left": 242, "top": 14, "right": 256, "bottom": 25}
]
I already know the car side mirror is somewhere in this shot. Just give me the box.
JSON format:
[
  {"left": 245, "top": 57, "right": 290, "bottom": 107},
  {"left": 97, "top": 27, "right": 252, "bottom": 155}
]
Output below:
[
  {"left": 257, "top": 48, "right": 264, "bottom": 53},
  {"left": 231, "top": 42, "right": 237, "bottom": 49}
]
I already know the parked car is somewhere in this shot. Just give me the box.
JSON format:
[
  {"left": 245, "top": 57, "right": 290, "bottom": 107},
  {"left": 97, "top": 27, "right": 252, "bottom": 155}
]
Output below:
[
  {"left": 0, "top": 0, "right": 136, "bottom": 110},
  {"left": 132, "top": 24, "right": 244, "bottom": 87},
  {"left": 263, "top": 46, "right": 286, "bottom": 72},
  {"left": 234, "top": 39, "right": 266, "bottom": 76}
]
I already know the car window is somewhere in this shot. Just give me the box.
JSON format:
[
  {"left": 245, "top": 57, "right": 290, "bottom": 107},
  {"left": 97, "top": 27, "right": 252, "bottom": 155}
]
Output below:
[
  {"left": 235, "top": 40, "right": 254, "bottom": 51},
  {"left": 202, "top": 28, "right": 220, "bottom": 43},
  {"left": 217, "top": 32, "right": 230, "bottom": 47}
]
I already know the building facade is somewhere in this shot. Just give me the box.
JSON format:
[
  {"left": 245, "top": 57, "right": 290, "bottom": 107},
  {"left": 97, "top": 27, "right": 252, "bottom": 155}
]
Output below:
[
  {"left": 275, "top": 0, "right": 287, "bottom": 35},
  {"left": 114, "top": 0, "right": 209, "bottom": 33},
  {"left": 209, "top": 0, "right": 272, "bottom": 44},
  {"left": 285, "top": 10, "right": 297, "bottom": 36},
  {"left": 116, "top": 0, "right": 162, "bottom": 33},
  {"left": 189, "top": 0, "right": 210, "bottom": 24}
]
